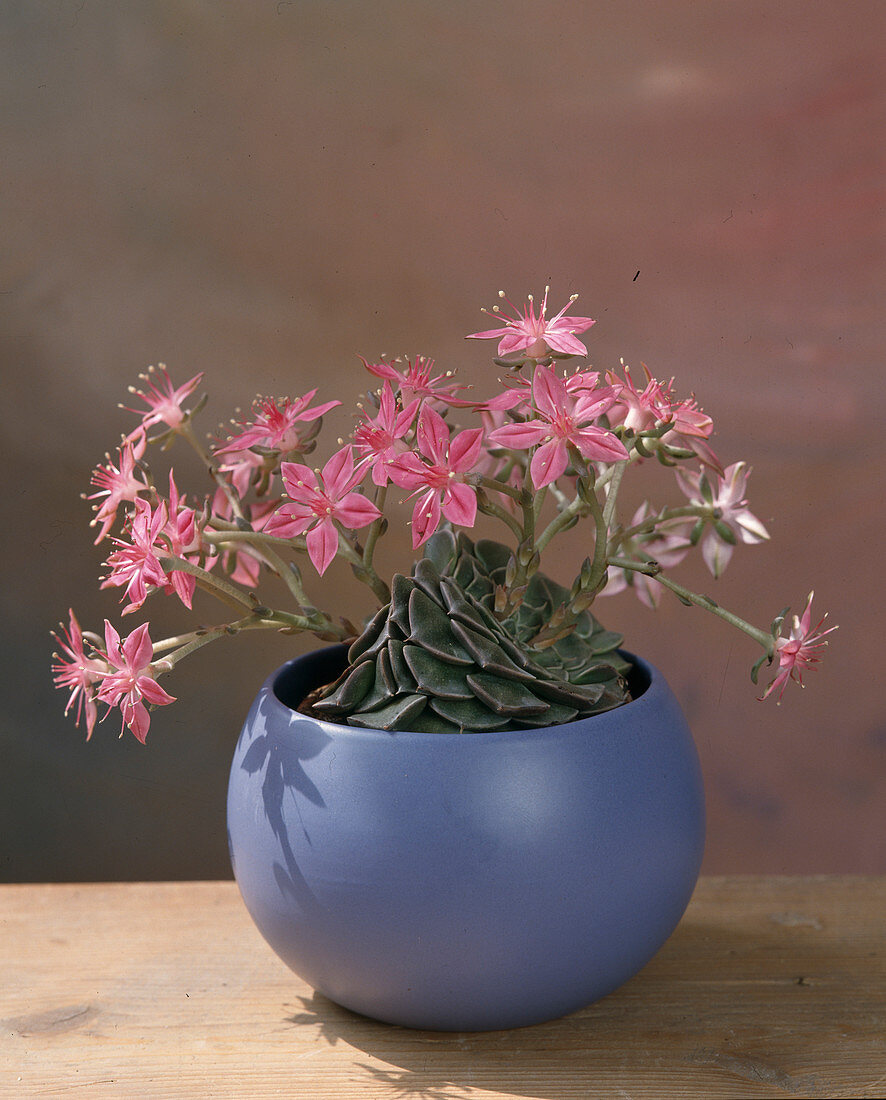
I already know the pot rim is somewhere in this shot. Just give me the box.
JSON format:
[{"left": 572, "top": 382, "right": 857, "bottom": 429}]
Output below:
[{"left": 261, "top": 646, "right": 672, "bottom": 744}]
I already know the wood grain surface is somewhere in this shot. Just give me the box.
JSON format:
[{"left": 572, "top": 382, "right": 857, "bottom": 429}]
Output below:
[{"left": 2, "top": 877, "right": 884, "bottom": 1098}]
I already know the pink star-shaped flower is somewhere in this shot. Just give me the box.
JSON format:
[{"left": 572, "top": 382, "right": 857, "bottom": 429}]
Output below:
[
  {"left": 52, "top": 610, "right": 108, "bottom": 739},
  {"left": 675, "top": 461, "right": 769, "bottom": 578},
  {"left": 124, "top": 365, "right": 204, "bottom": 439},
  {"left": 487, "top": 365, "right": 628, "bottom": 488},
  {"left": 86, "top": 433, "right": 149, "bottom": 543},
  {"left": 760, "top": 593, "right": 837, "bottom": 702},
  {"left": 467, "top": 287, "right": 595, "bottom": 359},
  {"left": 101, "top": 498, "right": 170, "bottom": 614},
  {"left": 266, "top": 446, "right": 381, "bottom": 575},
  {"left": 359, "top": 355, "right": 473, "bottom": 407},
  {"left": 214, "top": 391, "right": 340, "bottom": 456},
  {"left": 95, "top": 621, "right": 176, "bottom": 744},
  {"left": 388, "top": 406, "right": 484, "bottom": 547},
  {"left": 353, "top": 381, "right": 420, "bottom": 487}
]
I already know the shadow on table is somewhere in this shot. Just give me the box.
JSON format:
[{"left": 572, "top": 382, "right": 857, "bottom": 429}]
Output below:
[{"left": 279, "top": 918, "right": 843, "bottom": 1100}]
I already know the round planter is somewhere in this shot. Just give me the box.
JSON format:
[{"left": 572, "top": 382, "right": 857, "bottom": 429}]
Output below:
[{"left": 227, "top": 645, "right": 705, "bottom": 1031}]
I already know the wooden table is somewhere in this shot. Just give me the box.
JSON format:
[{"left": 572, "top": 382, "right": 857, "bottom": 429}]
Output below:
[{"left": 2, "top": 877, "right": 884, "bottom": 1098}]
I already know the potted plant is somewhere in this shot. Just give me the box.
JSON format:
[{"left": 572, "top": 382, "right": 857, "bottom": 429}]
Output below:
[{"left": 53, "top": 286, "right": 835, "bottom": 1031}]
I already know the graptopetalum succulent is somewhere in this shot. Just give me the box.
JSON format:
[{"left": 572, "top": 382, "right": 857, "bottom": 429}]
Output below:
[
  {"left": 310, "top": 532, "right": 632, "bottom": 732},
  {"left": 52, "top": 286, "right": 836, "bottom": 747}
]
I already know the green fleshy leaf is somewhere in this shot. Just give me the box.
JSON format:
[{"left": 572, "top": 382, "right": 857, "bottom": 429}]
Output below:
[
  {"left": 438, "top": 578, "right": 498, "bottom": 640},
  {"left": 411, "top": 558, "right": 445, "bottom": 605},
  {"left": 511, "top": 701, "right": 579, "bottom": 727},
  {"left": 402, "top": 645, "right": 474, "bottom": 699},
  {"left": 428, "top": 696, "right": 512, "bottom": 731},
  {"left": 466, "top": 672, "right": 547, "bottom": 717},
  {"left": 389, "top": 574, "right": 413, "bottom": 636},
  {"left": 347, "top": 604, "right": 387, "bottom": 664},
  {"left": 406, "top": 709, "right": 464, "bottom": 735},
  {"left": 422, "top": 530, "right": 457, "bottom": 574},
  {"left": 313, "top": 659, "right": 375, "bottom": 715},
  {"left": 387, "top": 639, "right": 417, "bottom": 693},
  {"left": 531, "top": 677, "right": 605, "bottom": 708},
  {"left": 346, "top": 693, "right": 428, "bottom": 730},
  {"left": 408, "top": 588, "right": 473, "bottom": 666},
  {"left": 450, "top": 620, "right": 537, "bottom": 683}
]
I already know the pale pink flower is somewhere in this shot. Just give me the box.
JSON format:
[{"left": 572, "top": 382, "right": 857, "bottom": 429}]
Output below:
[
  {"left": 606, "top": 363, "right": 721, "bottom": 472},
  {"left": 599, "top": 503, "right": 693, "bottom": 609},
  {"left": 85, "top": 434, "right": 149, "bottom": 543},
  {"left": 266, "top": 446, "right": 381, "bottom": 575},
  {"left": 359, "top": 355, "right": 472, "bottom": 407},
  {"left": 352, "top": 381, "right": 420, "bottom": 486},
  {"left": 95, "top": 621, "right": 175, "bottom": 744},
  {"left": 214, "top": 391, "right": 340, "bottom": 456},
  {"left": 666, "top": 395, "right": 721, "bottom": 472},
  {"left": 124, "top": 365, "right": 203, "bottom": 438},
  {"left": 51, "top": 610, "right": 108, "bottom": 739},
  {"left": 487, "top": 366, "right": 628, "bottom": 489},
  {"left": 102, "top": 498, "right": 170, "bottom": 613},
  {"left": 467, "top": 287, "right": 595, "bottom": 359},
  {"left": 388, "top": 406, "right": 484, "bottom": 547},
  {"left": 760, "top": 593, "right": 837, "bottom": 702},
  {"left": 215, "top": 446, "right": 266, "bottom": 500},
  {"left": 606, "top": 363, "right": 670, "bottom": 435},
  {"left": 676, "top": 461, "right": 769, "bottom": 578}
]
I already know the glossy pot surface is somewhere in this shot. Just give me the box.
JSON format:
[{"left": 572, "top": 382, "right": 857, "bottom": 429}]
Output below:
[{"left": 227, "top": 645, "right": 705, "bottom": 1031}]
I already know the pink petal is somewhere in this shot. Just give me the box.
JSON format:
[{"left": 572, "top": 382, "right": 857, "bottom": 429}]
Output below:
[
  {"left": 359, "top": 356, "right": 399, "bottom": 380},
  {"left": 394, "top": 397, "right": 421, "bottom": 435},
  {"left": 573, "top": 427, "right": 630, "bottom": 463},
  {"left": 265, "top": 503, "right": 313, "bottom": 537},
  {"left": 543, "top": 331, "right": 591, "bottom": 356},
  {"left": 448, "top": 428, "right": 485, "bottom": 472},
  {"left": 550, "top": 313, "right": 596, "bottom": 334},
  {"left": 417, "top": 406, "right": 449, "bottom": 465},
  {"left": 122, "top": 623, "right": 154, "bottom": 670},
  {"left": 442, "top": 482, "right": 477, "bottom": 527},
  {"left": 530, "top": 439, "right": 569, "bottom": 488},
  {"left": 411, "top": 490, "right": 441, "bottom": 548},
  {"left": 487, "top": 422, "right": 549, "bottom": 450},
  {"left": 702, "top": 532, "right": 734, "bottom": 578},
  {"left": 168, "top": 570, "right": 196, "bottom": 610},
  {"left": 485, "top": 388, "right": 529, "bottom": 412},
  {"left": 465, "top": 325, "right": 511, "bottom": 342},
  {"left": 335, "top": 491, "right": 382, "bottom": 529},
  {"left": 303, "top": 521, "right": 338, "bottom": 580},
  {"left": 137, "top": 675, "right": 176, "bottom": 706},
  {"left": 497, "top": 333, "right": 532, "bottom": 356},
  {"left": 532, "top": 367, "right": 568, "bottom": 418},
  {"left": 297, "top": 399, "right": 341, "bottom": 422},
  {"left": 322, "top": 446, "right": 357, "bottom": 498},
  {"left": 280, "top": 462, "right": 319, "bottom": 498},
  {"left": 103, "top": 620, "right": 123, "bottom": 662},
  {"left": 123, "top": 700, "right": 150, "bottom": 744},
  {"left": 387, "top": 452, "right": 428, "bottom": 489},
  {"left": 306, "top": 518, "right": 339, "bottom": 575}
]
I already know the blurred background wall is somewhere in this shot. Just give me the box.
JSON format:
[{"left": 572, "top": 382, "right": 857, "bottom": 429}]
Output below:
[{"left": 2, "top": 0, "right": 883, "bottom": 881}]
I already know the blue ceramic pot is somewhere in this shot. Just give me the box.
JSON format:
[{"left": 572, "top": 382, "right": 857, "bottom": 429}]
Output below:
[{"left": 227, "top": 645, "right": 704, "bottom": 1031}]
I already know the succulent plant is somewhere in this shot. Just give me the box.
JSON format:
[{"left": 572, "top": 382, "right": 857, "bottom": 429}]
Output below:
[{"left": 310, "top": 532, "right": 632, "bottom": 733}]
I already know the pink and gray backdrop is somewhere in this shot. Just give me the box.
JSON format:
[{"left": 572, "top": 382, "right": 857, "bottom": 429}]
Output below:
[{"left": 3, "top": 1, "right": 883, "bottom": 880}]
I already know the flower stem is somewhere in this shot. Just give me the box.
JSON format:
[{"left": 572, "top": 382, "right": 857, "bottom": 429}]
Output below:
[
  {"left": 335, "top": 527, "right": 391, "bottom": 604},
  {"left": 179, "top": 422, "right": 245, "bottom": 520},
  {"left": 158, "top": 555, "right": 257, "bottom": 612},
  {"left": 608, "top": 556, "right": 775, "bottom": 651}
]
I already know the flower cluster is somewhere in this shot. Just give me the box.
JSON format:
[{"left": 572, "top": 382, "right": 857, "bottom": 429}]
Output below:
[{"left": 53, "top": 287, "right": 835, "bottom": 742}]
